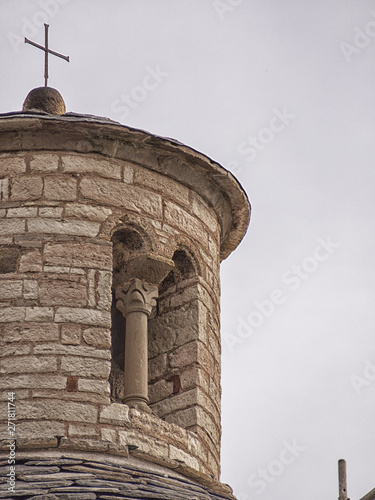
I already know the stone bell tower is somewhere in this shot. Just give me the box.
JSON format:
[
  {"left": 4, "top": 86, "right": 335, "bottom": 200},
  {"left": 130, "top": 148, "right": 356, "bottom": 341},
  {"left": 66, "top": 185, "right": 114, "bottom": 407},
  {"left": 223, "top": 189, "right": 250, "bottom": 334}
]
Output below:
[{"left": 0, "top": 86, "right": 250, "bottom": 498}]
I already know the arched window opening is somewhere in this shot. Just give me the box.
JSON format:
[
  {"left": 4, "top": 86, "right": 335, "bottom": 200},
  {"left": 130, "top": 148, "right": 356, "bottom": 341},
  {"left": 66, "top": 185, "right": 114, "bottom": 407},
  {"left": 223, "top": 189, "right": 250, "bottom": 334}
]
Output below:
[
  {"left": 110, "top": 227, "right": 144, "bottom": 403},
  {"left": 159, "top": 248, "right": 197, "bottom": 295}
]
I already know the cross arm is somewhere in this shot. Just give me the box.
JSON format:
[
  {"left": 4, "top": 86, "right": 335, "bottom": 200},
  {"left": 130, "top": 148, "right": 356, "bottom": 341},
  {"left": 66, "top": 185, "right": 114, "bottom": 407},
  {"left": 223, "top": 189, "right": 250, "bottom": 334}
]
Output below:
[{"left": 24, "top": 38, "right": 70, "bottom": 62}]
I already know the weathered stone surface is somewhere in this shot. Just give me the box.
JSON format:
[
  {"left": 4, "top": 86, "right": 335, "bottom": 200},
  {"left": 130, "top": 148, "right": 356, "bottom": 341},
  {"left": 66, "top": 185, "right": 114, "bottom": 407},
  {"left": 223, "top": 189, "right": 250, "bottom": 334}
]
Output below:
[
  {"left": 68, "top": 424, "right": 98, "bottom": 437},
  {"left": 6, "top": 206, "right": 37, "bottom": 218},
  {"left": 0, "top": 280, "right": 22, "bottom": 300},
  {"left": 16, "top": 420, "right": 65, "bottom": 437},
  {"left": 27, "top": 219, "right": 100, "bottom": 237},
  {"left": 0, "top": 155, "right": 26, "bottom": 176},
  {"left": 82, "top": 327, "right": 111, "bottom": 349},
  {"left": 39, "top": 280, "right": 87, "bottom": 307},
  {"left": 169, "top": 444, "right": 199, "bottom": 470},
  {"left": 80, "top": 178, "right": 162, "bottom": 218},
  {"left": 16, "top": 400, "right": 98, "bottom": 423},
  {"left": 65, "top": 203, "right": 112, "bottom": 221},
  {"left": 148, "top": 379, "right": 173, "bottom": 404},
  {"left": 0, "top": 344, "right": 31, "bottom": 357},
  {"left": 164, "top": 200, "right": 208, "bottom": 248},
  {"left": 0, "top": 374, "right": 66, "bottom": 390},
  {"left": 55, "top": 307, "right": 110, "bottom": 327},
  {"left": 134, "top": 167, "right": 190, "bottom": 206},
  {"left": 19, "top": 249, "right": 43, "bottom": 272},
  {"left": 99, "top": 404, "right": 130, "bottom": 426},
  {"left": 62, "top": 155, "right": 122, "bottom": 180},
  {"left": 0, "top": 219, "right": 25, "bottom": 236},
  {"left": 0, "top": 179, "right": 8, "bottom": 202},
  {"left": 25, "top": 307, "right": 54, "bottom": 322},
  {"left": 33, "top": 344, "right": 110, "bottom": 360},
  {"left": 78, "top": 379, "right": 110, "bottom": 395},
  {"left": 23, "top": 280, "right": 38, "bottom": 299},
  {"left": 0, "top": 307, "right": 25, "bottom": 323},
  {"left": 30, "top": 153, "right": 59, "bottom": 172},
  {"left": 0, "top": 356, "right": 57, "bottom": 374},
  {"left": 1, "top": 322, "right": 59, "bottom": 342},
  {"left": 61, "top": 324, "right": 81, "bottom": 345},
  {"left": 10, "top": 175, "right": 43, "bottom": 201},
  {"left": 148, "top": 353, "right": 167, "bottom": 381},
  {"left": 0, "top": 247, "right": 19, "bottom": 273},
  {"left": 44, "top": 176, "right": 77, "bottom": 201},
  {"left": 39, "top": 206, "right": 64, "bottom": 218},
  {"left": 101, "top": 427, "right": 117, "bottom": 443},
  {"left": 60, "top": 356, "right": 110, "bottom": 379},
  {"left": 44, "top": 242, "right": 111, "bottom": 270}
]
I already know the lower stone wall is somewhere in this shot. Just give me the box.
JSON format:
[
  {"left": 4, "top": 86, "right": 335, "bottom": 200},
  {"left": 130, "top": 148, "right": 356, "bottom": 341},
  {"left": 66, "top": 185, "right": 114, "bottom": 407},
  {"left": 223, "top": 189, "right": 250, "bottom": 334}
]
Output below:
[{"left": 0, "top": 402, "right": 220, "bottom": 480}]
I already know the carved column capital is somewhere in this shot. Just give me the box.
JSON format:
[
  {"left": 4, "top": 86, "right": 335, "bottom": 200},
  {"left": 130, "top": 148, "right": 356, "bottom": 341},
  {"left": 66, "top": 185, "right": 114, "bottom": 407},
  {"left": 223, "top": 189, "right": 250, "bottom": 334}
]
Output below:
[{"left": 115, "top": 278, "right": 158, "bottom": 317}]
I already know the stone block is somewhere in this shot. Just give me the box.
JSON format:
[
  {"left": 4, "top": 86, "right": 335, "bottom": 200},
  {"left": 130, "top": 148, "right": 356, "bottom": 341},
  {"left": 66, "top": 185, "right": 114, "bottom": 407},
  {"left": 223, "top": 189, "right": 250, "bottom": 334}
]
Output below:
[
  {"left": 148, "top": 353, "right": 167, "bottom": 381},
  {"left": 0, "top": 155, "right": 26, "bottom": 176},
  {"left": 16, "top": 399, "right": 98, "bottom": 423},
  {"left": 39, "top": 206, "right": 64, "bottom": 217},
  {"left": 39, "top": 280, "right": 87, "bottom": 307},
  {"left": 23, "top": 280, "right": 38, "bottom": 300},
  {"left": 0, "top": 218, "right": 25, "bottom": 236},
  {"left": 148, "top": 378, "right": 175, "bottom": 405},
  {"left": 191, "top": 192, "right": 218, "bottom": 233},
  {"left": 0, "top": 307, "right": 25, "bottom": 323},
  {"left": 44, "top": 176, "right": 77, "bottom": 201},
  {"left": 19, "top": 249, "right": 43, "bottom": 272},
  {"left": 118, "top": 430, "right": 169, "bottom": 462},
  {"left": 99, "top": 404, "right": 130, "bottom": 426},
  {"left": 151, "top": 389, "right": 197, "bottom": 419},
  {"left": 10, "top": 175, "right": 43, "bottom": 201},
  {"left": 68, "top": 423, "right": 98, "bottom": 437},
  {"left": 60, "top": 356, "right": 110, "bottom": 379},
  {"left": 164, "top": 200, "right": 208, "bottom": 248},
  {"left": 0, "top": 280, "right": 23, "bottom": 300},
  {"left": 80, "top": 178, "right": 162, "bottom": 218},
  {"left": 97, "top": 271, "right": 112, "bottom": 310},
  {"left": 101, "top": 427, "right": 117, "bottom": 443},
  {"left": 78, "top": 379, "right": 110, "bottom": 395},
  {"left": 0, "top": 344, "right": 31, "bottom": 357},
  {"left": 2, "top": 322, "right": 59, "bottom": 342},
  {"left": 33, "top": 344, "right": 110, "bottom": 360},
  {"left": 62, "top": 155, "right": 122, "bottom": 180},
  {"left": 44, "top": 242, "right": 112, "bottom": 270},
  {"left": 25, "top": 307, "right": 54, "bottom": 322},
  {"left": 65, "top": 203, "right": 112, "bottom": 221},
  {"left": 0, "top": 178, "right": 8, "bottom": 202},
  {"left": 55, "top": 307, "right": 110, "bottom": 328},
  {"left": 82, "top": 327, "right": 111, "bottom": 349},
  {"left": 169, "top": 341, "right": 214, "bottom": 375},
  {"left": 0, "top": 356, "right": 57, "bottom": 374},
  {"left": 30, "top": 153, "right": 59, "bottom": 172},
  {"left": 27, "top": 218, "right": 100, "bottom": 237},
  {"left": 0, "top": 247, "right": 19, "bottom": 273},
  {"left": 16, "top": 420, "right": 65, "bottom": 437},
  {"left": 134, "top": 167, "right": 190, "bottom": 206},
  {"left": 164, "top": 406, "right": 197, "bottom": 430},
  {"left": 169, "top": 444, "right": 199, "bottom": 470},
  {"left": 61, "top": 324, "right": 81, "bottom": 345},
  {"left": 6, "top": 206, "right": 37, "bottom": 218}
]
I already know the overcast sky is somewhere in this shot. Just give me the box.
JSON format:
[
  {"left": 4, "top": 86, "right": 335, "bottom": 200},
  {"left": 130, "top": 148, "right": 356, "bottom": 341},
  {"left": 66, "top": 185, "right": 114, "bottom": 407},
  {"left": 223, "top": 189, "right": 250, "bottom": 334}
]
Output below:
[{"left": 1, "top": 1, "right": 375, "bottom": 499}]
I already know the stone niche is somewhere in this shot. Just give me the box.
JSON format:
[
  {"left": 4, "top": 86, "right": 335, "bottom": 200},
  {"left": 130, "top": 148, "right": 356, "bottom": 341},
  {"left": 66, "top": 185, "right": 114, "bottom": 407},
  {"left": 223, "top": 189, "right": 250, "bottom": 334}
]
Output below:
[{"left": 0, "top": 111, "right": 250, "bottom": 488}]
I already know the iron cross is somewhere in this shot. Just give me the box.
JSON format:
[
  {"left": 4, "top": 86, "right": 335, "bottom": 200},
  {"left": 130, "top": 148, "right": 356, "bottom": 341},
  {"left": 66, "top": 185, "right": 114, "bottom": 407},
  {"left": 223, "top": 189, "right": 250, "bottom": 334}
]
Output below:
[{"left": 25, "top": 24, "right": 69, "bottom": 87}]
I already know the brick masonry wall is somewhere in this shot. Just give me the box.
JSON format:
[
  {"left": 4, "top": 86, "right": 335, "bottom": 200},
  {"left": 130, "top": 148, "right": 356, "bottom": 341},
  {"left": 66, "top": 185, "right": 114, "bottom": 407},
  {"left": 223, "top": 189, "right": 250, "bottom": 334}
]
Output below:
[{"left": 0, "top": 148, "right": 225, "bottom": 480}]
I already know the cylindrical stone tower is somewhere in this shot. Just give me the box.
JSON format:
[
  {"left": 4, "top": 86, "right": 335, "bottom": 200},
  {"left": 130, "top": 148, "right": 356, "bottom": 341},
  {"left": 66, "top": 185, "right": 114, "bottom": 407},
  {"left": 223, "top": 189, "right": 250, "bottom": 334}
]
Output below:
[{"left": 0, "top": 87, "right": 250, "bottom": 499}]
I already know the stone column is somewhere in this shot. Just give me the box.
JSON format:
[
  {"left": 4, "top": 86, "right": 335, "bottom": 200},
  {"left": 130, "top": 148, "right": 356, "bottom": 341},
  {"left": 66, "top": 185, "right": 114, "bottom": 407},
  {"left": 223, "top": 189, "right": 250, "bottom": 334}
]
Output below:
[{"left": 115, "top": 278, "right": 158, "bottom": 410}]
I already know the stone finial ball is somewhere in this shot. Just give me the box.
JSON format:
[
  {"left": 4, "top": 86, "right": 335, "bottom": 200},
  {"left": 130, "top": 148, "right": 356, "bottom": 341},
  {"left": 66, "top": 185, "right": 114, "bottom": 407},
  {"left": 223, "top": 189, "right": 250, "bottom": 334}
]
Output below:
[{"left": 22, "top": 87, "right": 66, "bottom": 115}]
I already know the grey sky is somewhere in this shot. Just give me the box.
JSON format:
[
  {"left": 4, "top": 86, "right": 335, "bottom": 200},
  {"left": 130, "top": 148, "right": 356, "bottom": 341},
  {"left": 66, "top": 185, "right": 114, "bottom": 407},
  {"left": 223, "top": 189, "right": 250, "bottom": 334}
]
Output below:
[{"left": 1, "top": 1, "right": 375, "bottom": 499}]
